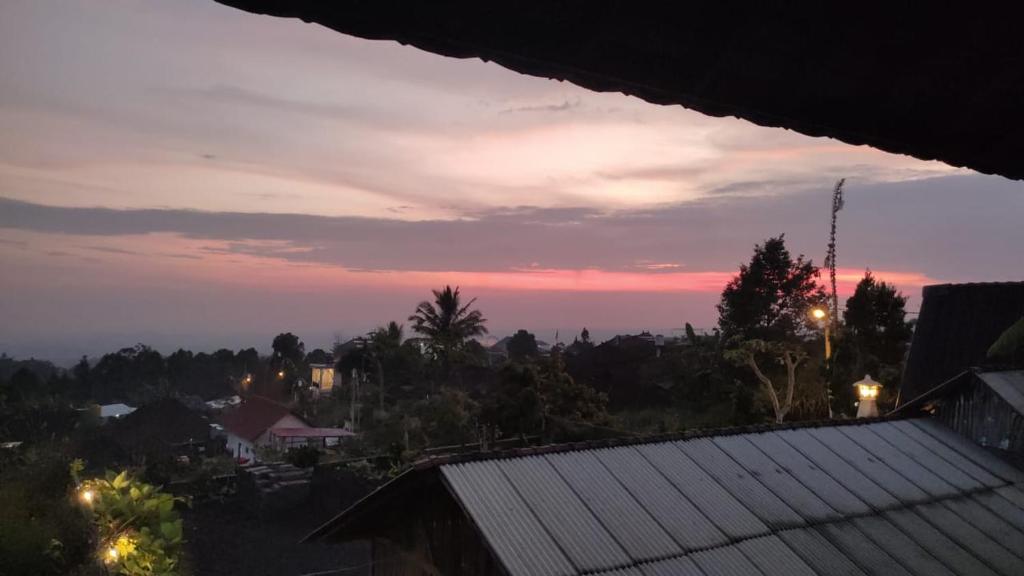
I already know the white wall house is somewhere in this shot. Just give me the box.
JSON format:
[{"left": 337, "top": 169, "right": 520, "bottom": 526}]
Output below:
[{"left": 220, "top": 396, "right": 311, "bottom": 463}]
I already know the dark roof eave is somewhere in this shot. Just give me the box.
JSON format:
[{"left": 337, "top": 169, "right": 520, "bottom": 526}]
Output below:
[{"left": 213, "top": 1, "right": 1024, "bottom": 181}]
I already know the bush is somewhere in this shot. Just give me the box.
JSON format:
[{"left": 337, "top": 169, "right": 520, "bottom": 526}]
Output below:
[
  {"left": 74, "top": 465, "right": 186, "bottom": 576},
  {"left": 285, "top": 445, "right": 320, "bottom": 468},
  {"left": 0, "top": 449, "right": 92, "bottom": 576}
]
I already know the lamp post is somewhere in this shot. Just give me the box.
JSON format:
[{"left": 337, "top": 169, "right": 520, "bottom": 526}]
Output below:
[
  {"left": 811, "top": 307, "right": 831, "bottom": 361},
  {"left": 811, "top": 306, "right": 834, "bottom": 418},
  {"left": 854, "top": 375, "right": 883, "bottom": 418}
]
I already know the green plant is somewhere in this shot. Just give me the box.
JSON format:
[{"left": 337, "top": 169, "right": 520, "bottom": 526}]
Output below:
[{"left": 73, "top": 462, "right": 186, "bottom": 575}]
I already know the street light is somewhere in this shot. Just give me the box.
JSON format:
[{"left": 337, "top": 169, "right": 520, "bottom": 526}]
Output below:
[{"left": 810, "top": 307, "right": 831, "bottom": 361}]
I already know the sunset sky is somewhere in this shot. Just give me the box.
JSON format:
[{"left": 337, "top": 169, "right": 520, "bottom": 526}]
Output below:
[{"left": 2, "top": 0, "right": 1023, "bottom": 360}]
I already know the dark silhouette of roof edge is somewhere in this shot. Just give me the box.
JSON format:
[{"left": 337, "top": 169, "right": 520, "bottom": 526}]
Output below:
[{"left": 214, "top": 1, "right": 1024, "bottom": 181}]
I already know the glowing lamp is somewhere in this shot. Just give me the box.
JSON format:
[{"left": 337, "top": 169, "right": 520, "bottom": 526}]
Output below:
[
  {"left": 853, "top": 375, "right": 883, "bottom": 418},
  {"left": 79, "top": 488, "right": 95, "bottom": 505},
  {"left": 105, "top": 546, "right": 119, "bottom": 563},
  {"left": 811, "top": 307, "right": 827, "bottom": 320},
  {"left": 277, "top": 371, "right": 285, "bottom": 379}
]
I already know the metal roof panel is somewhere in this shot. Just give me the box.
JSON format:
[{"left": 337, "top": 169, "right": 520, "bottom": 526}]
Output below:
[
  {"left": 637, "top": 441, "right": 769, "bottom": 539},
  {"left": 778, "top": 528, "right": 867, "bottom": 576},
  {"left": 674, "top": 437, "right": 804, "bottom": 529},
  {"left": 545, "top": 450, "right": 682, "bottom": 561},
  {"left": 595, "top": 446, "right": 728, "bottom": 550},
  {"left": 816, "top": 521, "right": 914, "bottom": 576},
  {"left": 852, "top": 515, "right": 956, "bottom": 576},
  {"left": 873, "top": 422, "right": 987, "bottom": 491},
  {"left": 691, "top": 543, "right": 765, "bottom": 576},
  {"left": 883, "top": 508, "right": 999, "bottom": 576},
  {"left": 497, "top": 455, "right": 632, "bottom": 572},
  {"left": 747, "top": 431, "right": 871, "bottom": 516},
  {"left": 442, "top": 461, "right": 576, "bottom": 576},
  {"left": 807, "top": 426, "right": 931, "bottom": 504},
  {"left": 776, "top": 428, "right": 901, "bottom": 510},
  {"left": 735, "top": 535, "right": 817, "bottom": 576},
  {"left": 836, "top": 425, "right": 959, "bottom": 498},
  {"left": 638, "top": 556, "right": 704, "bottom": 576},
  {"left": 914, "top": 502, "right": 1024, "bottom": 576},
  {"left": 910, "top": 419, "right": 1024, "bottom": 482}
]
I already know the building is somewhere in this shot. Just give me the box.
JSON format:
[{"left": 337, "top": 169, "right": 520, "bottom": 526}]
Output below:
[
  {"left": 98, "top": 402, "right": 136, "bottom": 421},
  {"left": 219, "top": 395, "right": 311, "bottom": 462},
  {"left": 900, "top": 282, "right": 1024, "bottom": 406},
  {"left": 310, "top": 363, "right": 339, "bottom": 393},
  {"left": 897, "top": 369, "right": 1024, "bottom": 455},
  {"left": 307, "top": 415, "right": 1024, "bottom": 576},
  {"left": 114, "top": 398, "right": 214, "bottom": 462}
]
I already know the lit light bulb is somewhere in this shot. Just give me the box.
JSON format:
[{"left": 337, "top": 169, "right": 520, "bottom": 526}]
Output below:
[
  {"left": 105, "top": 546, "right": 119, "bottom": 563},
  {"left": 79, "top": 488, "right": 95, "bottom": 505},
  {"left": 811, "top": 308, "right": 827, "bottom": 320}
]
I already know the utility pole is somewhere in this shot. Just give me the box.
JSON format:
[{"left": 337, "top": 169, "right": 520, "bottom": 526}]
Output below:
[{"left": 823, "top": 178, "right": 845, "bottom": 418}]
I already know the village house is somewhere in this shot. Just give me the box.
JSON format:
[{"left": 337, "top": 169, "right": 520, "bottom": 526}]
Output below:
[{"left": 219, "top": 395, "right": 310, "bottom": 463}]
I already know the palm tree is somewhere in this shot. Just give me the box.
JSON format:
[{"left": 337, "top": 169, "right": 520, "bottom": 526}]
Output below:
[{"left": 409, "top": 286, "right": 488, "bottom": 380}]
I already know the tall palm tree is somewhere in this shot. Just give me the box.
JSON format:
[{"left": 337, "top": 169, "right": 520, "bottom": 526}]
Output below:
[{"left": 409, "top": 286, "right": 488, "bottom": 379}]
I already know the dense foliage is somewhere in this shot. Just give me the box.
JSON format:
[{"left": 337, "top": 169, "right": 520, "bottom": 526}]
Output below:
[{"left": 73, "top": 464, "right": 185, "bottom": 576}]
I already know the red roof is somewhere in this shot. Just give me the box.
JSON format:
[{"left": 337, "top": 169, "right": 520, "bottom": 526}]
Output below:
[
  {"left": 220, "top": 395, "right": 306, "bottom": 442},
  {"left": 270, "top": 427, "right": 357, "bottom": 438}
]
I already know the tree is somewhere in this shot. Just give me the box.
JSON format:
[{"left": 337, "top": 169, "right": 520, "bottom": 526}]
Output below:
[
  {"left": 840, "top": 271, "right": 913, "bottom": 389},
  {"left": 717, "top": 235, "right": 827, "bottom": 342},
  {"left": 507, "top": 329, "right": 539, "bottom": 362},
  {"left": 305, "top": 348, "right": 333, "bottom": 365},
  {"left": 725, "top": 339, "right": 807, "bottom": 423},
  {"left": 989, "top": 317, "right": 1024, "bottom": 367},
  {"left": 408, "top": 286, "right": 488, "bottom": 379},
  {"left": 580, "top": 328, "right": 592, "bottom": 345},
  {"left": 719, "top": 236, "right": 826, "bottom": 422},
  {"left": 367, "top": 322, "right": 403, "bottom": 410},
  {"left": 271, "top": 333, "right": 305, "bottom": 367}
]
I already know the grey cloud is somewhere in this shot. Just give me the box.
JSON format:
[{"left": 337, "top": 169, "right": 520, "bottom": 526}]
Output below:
[
  {"left": 501, "top": 98, "right": 581, "bottom": 114},
  {"left": 1, "top": 173, "right": 1022, "bottom": 280},
  {"left": 82, "top": 245, "right": 140, "bottom": 256}
]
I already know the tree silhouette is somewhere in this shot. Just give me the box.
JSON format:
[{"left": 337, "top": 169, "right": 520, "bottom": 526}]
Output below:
[{"left": 408, "top": 286, "right": 487, "bottom": 380}]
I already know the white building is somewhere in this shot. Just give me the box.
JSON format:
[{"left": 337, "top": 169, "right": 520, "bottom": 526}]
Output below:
[{"left": 219, "top": 395, "right": 311, "bottom": 463}]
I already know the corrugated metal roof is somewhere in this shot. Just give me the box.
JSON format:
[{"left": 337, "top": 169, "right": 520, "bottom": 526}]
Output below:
[
  {"left": 441, "top": 460, "right": 576, "bottom": 576},
  {"left": 735, "top": 535, "right": 817, "bottom": 576},
  {"left": 882, "top": 509, "right": 1000, "bottom": 576},
  {"left": 777, "top": 528, "right": 867, "bottom": 576},
  {"left": 913, "top": 501, "right": 1024, "bottom": 576},
  {"left": 545, "top": 450, "right": 682, "bottom": 561},
  {"left": 322, "top": 418, "right": 1024, "bottom": 576},
  {"left": 497, "top": 455, "right": 632, "bottom": 572},
  {"left": 851, "top": 515, "right": 957, "bottom": 576},
  {"left": 909, "top": 418, "right": 1024, "bottom": 482},
  {"left": 594, "top": 446, "right": 728, "bottom": 550},
  {"left": 976, "top": 370, "right": 1024, "bottom": 414},
  {"left": 675, "top": 437, "right": 804, "bottom": 529},
  {"left": 636, "top": 442, "right": 767, "bottom": 540},
  {"left": 775, "top": 428, "right": 901, "bottom": 511}
]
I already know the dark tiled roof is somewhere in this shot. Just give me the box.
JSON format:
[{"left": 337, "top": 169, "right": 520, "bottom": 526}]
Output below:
[
  {"left": 219, "top": 395, "right": 301, "bottom": 442},
  {"left": 117, "top": 398, "right": 209, "bottom": 445},
  {"left": 901, "top": 282, "right": 1024, "bottom": 406},
  {"left": 310, "top": 417, "right": 1024, "bottom": 576}
]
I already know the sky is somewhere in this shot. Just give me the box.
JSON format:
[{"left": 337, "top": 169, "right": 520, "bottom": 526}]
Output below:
[{"left": 1, "top": 0, "right": 1022, "bottom": 361}]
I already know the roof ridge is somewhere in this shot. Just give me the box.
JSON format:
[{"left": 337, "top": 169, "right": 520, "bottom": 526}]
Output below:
[{"left": 413, "top": 414, "right": 912, "bottom": 470}]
